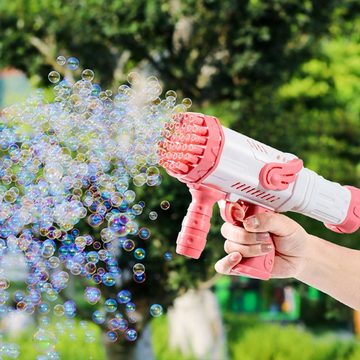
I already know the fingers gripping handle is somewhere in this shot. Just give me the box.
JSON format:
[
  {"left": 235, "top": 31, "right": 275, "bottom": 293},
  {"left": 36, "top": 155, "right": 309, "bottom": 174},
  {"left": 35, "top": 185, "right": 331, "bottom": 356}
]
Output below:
[
  {"left": 219, "top": 201, "right": 275, "bottom": 280},
  {"left": 176, "top": 184, "right": 226, "bottom": 259}
]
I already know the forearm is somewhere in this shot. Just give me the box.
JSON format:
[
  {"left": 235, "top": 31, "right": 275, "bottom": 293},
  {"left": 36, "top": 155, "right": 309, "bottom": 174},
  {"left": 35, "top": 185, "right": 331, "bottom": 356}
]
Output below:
[{"left": 297, "top": 234, "right": 360, "bottom": 310}]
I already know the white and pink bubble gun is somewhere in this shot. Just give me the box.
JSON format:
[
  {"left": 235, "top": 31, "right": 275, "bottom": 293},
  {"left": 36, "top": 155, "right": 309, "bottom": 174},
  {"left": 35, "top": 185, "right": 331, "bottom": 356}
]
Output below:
[{"left": 158, "top": 112, "right": 360, "bottom": 280}]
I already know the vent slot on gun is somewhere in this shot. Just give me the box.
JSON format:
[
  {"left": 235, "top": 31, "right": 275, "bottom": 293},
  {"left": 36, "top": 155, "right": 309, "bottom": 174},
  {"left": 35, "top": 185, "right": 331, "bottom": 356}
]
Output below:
[
  {"left": 246, "top": 139, "right": 268, "bottom": 154},
  {"left": 231, "top": 182, "right": 280, "bottom": 203}
]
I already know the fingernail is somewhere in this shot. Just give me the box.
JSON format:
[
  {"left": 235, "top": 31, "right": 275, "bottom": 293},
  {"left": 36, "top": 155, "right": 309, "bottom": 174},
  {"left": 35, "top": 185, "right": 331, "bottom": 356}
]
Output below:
[
  {"left": 256, "top": 232, "right": 270, "bottom": 242},
  {"left": 230, "top": 253, "right": 241, "bottom": 261},
  {"left": 261, "top": 244, "right": 273, "bottom": 252},
  {"left": 233, "top": 209, "right": 244, "bottom": 220},
  {"left": 244, "top": 216, "right": 260, "bottom": 229}
]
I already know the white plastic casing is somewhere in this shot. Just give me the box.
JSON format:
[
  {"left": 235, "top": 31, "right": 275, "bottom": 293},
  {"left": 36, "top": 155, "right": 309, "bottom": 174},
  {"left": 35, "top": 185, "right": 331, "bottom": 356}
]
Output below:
[{"left": 203, "top": 127, "right": 351, "bottom": 225}]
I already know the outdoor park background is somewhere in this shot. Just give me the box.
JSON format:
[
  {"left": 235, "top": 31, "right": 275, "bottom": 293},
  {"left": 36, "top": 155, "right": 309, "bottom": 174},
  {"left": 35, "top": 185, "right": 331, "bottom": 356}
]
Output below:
[{"left": 0, "top": 0, "right": 360, "bottom": 359}]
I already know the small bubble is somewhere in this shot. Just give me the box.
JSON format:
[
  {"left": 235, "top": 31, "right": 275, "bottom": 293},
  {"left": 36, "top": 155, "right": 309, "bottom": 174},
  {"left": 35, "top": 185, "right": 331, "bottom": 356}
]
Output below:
[
  {"left": 133, "top": 273, "right": 146, "bottom": 283},
  {"left": 106, "top": 331, "right": 118, "bottom": 342},
  {"left": 56, "top": 56, "right": 66, "bottom": 66},
  {"left": 160, "top": 200, "right": 170, "bottom": 210},
  {"left": 92, "top": 310, "right": 106, "bottom": 324},
  {"left": 85, "top": 287, "right": 101, "bottom": 305},
  {"left": 138, "top": 227, "right": 150, "bottom": 240},
  {"left": 133, "top": 173, "right": 147, "bottom": 187},
  {"left": 33, "top": 329, "right": 57, "bottom": 352},
  {"left": 165, "top": 90, "right": 177, "bottom": 99},
  {"left": 53, "top": 304, "right": 65, "bottom": 317},
  {"left": 67, "top": 57, "right": 79, "bottom": 70},
  {"left": 132, "top": 204, "right": 143, "bottom": 216},
  {"left": 125, "top": 329, "right": 137, "bottom": 341},
  {"left": 134, "top": 248, "right": 146, "bottom": 260},
  {"left": 182, "top": 98, "right": 192, "bottom": 108},
  {"left": 125, "top": 302, "right": 136, "bottom": 313},
  {"left": 117, "top": 290, "right": 131, "bottom": 304},
  {"left": 127, "top": 71, "right": 140, "bottom": 85},
  {"left": 91, "top": 83, "right": 101, "bottom": 96},
  {"left": 82, "top": 69, "right": 95, "bottom": 82},
  {"left": 48, "top": 71, "right": 61, "bottom": 84},
  {"left": 149, "top": 211, "right": 158, "bottom": 221},
  {"left": 150, "top": 304, "right": 163, "bottom": 317},
  {"left": 122, "top": 239, "right": 135, "bottom": 252},
  {"left": 132, "top": 263, "right": 145, "bottom": 276},
  {"left": 104, "top": 299, "right": 118, "bottom": 313},
  {"left": 164, "top": 251, "right": 173, "bottom": 261}
]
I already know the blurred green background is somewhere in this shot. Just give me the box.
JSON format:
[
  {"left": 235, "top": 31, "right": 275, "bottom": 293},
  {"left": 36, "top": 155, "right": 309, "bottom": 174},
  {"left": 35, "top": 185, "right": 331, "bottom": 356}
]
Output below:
[{"left": 0, "top": 0, "right": 360, "bottom": 359}]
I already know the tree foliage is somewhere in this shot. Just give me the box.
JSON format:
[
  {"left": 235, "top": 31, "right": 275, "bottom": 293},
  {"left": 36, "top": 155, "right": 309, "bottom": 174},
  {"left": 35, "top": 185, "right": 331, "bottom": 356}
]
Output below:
[
  {"left": 1, "top": 0, "right": 360, "bottom": 341},
  {"left": 1, "top": 0, "right": 358, "bottom": 99}
]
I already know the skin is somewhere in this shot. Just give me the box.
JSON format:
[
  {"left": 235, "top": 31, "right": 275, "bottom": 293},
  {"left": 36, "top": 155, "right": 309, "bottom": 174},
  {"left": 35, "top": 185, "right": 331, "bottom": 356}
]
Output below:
[{"left": 215, "top": 212, "right": 360, "bottom": 310}]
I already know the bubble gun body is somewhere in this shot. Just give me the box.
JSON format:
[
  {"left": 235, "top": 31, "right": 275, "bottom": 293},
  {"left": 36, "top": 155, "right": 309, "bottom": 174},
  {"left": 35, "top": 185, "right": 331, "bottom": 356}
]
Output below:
[{"left": 158, "top": 112, "right": 360, "bottom": 280}]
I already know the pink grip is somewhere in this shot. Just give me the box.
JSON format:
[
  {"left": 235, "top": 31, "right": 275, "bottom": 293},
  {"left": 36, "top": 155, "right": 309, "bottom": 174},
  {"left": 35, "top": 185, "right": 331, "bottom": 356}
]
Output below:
[
  {"left": 176, "top": 184, "right": 226, "bottom": 259},
  {"left": 219, "top": 201, "right": 275, "bottom": 280}
]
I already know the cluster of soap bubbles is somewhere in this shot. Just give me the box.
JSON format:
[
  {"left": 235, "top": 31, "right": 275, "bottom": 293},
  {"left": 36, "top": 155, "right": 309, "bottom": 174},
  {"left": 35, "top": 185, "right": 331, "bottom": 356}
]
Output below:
[{"left": 0, "top": 56, "right": 181, "bottom": 357}]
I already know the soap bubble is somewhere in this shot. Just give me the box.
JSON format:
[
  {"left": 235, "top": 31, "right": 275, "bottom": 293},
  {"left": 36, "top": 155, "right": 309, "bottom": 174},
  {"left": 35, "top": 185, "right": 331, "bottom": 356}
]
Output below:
[
  {"left": 124, "top": 190, "right": 136, "bottom": 203},
  {"left": 132, "top": 263, "right": 145, "bottom": 276},
  {"left": 85, "top": 287, "right": 101, "bottom": 305},
  {"left": 56, "top": 55, "right": 66, "bottom": 65},
  {"left": 133, "top": 173, "right": 147, "bottom": 187},
  {"left": 38, "top": 302, "right": 50, "bottom": 314},
  {"left": 92, "top": 310, "right": 106, "bottom": 324},
  {"left": 134, "top": 248, "right": 146, "bottom": 260},
  {"left": 33, "top": 329, "right": 57, "bottom": 352},
  {"left": 182, "top": 98, "right": 192, "bottom": 108},
  {"left": 160, "top": 200, "right": 170, "bottom": 210},
  {"left": 125, "top": 302, "right": 136, "bottom": 313},
  {"left": 104, "top": 299, "right": 118, "bottom": 313},
  {"left": 48, "top": 71, "right": 61, "bottom": 84},
  {"left": 106, "top": 331, "right": 118, "bottom": 342},
  {"left": 117, "top": 290, "right": 131, "bottom": 304},
  {"left": 82, "top": 69, "right": 95, "bottom": 82},
  {"left": 102, "top": 273, "right": 116, "bottom": 286},
  {"left": 0, "top": 279, "right": 10, "bottom": 290},
  {"left": 67, "top": 57, "right": 80, "bottom": 70},
  {"left": 2, "top": 343, "right": 20, "bottom": 359},
  {"left": 122, "top": 239, "right": 135, "bottom": 252},
  {"left": 132, "top": 204, "right": 143, "bottom": 215},
  {"left": 108, "top": 318, "right": 121, "bottom": 330},
  {"left": 165, "top": 90, "right": 177, "bottom": 99},
  {"left": 164, "top": 251, "right": 173, "bottom": 261},
  {"left": 86, "top": 251, "right": 99, "bottom": 264},
  {"left": 138, "top": 228, "right": 150, "bottom": 240},
  {"left": 133, "top": 273, "right": 146, "bottom": 283},
  {"left": 150, "top": 304, "right": 163, "bottom": 317},
  {"left": 53, "top": 304, "right": 65, "bottom": 317},
  {"left": 118, "top": 318, "right": 128, "bottom": 331},
  {"left": 149, "top": 211, "right": 158, "bottom": 220},
  {"left": 127, "top": 72, "right": 140, "bottom": 85},
  {"left": 88, "top": 214, "right": 104, "bottom": 227},
  {"left": 125, "top": 329, "right": 137, "bottom": 341}
]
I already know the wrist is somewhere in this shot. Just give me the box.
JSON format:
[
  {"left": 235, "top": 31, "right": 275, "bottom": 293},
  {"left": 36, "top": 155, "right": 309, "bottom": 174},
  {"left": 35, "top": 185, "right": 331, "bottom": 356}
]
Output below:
[{"left": 294, "top": 233, "right": 319, "bottom": 281}]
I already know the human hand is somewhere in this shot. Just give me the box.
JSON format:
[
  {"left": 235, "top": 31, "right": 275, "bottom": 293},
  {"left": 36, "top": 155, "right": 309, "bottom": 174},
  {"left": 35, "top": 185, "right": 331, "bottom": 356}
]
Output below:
[{"left": 214, "top": 212, "right": 311, "bottom": 278}]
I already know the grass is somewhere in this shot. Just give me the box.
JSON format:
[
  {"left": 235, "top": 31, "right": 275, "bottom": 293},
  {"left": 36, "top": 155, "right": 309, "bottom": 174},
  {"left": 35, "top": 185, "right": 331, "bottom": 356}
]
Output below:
[
  {"left": 152, "top": 314, "right": 360, "bottom": 360},
  {"left": 3, "top": 314, "right": 360, "bottom": 360},
  {"left": 3, "top": 319, "right": 106, "bottom": 360}
]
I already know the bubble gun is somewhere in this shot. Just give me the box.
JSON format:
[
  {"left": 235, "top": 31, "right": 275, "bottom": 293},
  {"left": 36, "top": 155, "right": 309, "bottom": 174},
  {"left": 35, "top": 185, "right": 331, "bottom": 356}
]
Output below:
[{"left": 158, "top": 112, "right": 360, "bottom": 279}]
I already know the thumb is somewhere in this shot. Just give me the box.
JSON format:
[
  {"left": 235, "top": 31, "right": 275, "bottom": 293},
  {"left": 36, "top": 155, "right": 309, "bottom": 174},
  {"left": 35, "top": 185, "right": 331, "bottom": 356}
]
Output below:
[
  {"left": 215, "top": 252, "right": 242, "bottom": 275},
  {"left": 243, "top": 212, "right": 299, "bottom": 237}
]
